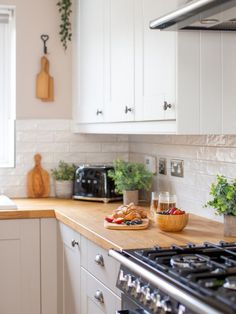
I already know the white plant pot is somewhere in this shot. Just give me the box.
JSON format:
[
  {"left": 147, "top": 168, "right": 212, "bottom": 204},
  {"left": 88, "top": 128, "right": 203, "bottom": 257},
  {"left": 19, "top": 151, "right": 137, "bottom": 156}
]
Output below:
[
  {"left": 55, "top": 180, "right": 73, "bottom": 199},
  {"left": 123, "top": 190, "right": 139, "bottom": 205}
]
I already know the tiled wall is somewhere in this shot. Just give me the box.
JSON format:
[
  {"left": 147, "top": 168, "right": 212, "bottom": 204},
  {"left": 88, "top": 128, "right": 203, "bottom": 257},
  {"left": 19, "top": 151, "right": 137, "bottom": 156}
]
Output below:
[
  {"left": 2, "top": 121, "right": 236, "bottom": 222},
  {"left": 129, "top": 135, "right": 236, "bottom": 222},
  {"left": 0, "top": 120, "right": 129, "bottom": 197}
]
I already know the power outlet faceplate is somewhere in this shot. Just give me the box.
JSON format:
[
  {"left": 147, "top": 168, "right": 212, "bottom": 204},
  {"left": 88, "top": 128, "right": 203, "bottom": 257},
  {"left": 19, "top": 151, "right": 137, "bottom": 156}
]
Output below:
[
  {"left": 159, "top": 158, "right": 167, "bottom": 175},
  {"left": 144, "top": 155, "right": 157, "bottom": 174},
  {"left": 171, "top": 159, "right": 184, "bottom": 178}
]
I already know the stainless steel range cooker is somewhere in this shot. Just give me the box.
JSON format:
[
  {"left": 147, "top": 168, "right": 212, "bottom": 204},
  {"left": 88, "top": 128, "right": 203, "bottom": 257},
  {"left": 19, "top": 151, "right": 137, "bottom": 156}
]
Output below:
[{"left": 109, "top": 242, "right": 236, "bottom": 314}]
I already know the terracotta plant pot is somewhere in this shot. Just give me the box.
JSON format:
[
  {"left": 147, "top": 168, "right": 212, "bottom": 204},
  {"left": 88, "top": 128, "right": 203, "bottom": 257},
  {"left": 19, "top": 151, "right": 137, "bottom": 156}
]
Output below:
[
  {"left": 224, "top": 215, "right": 236, "bottom": 237},
  {"left": 123, "top": 190, "right": 139, "bottom": 205},
  {"left": 55, "top": 180, "right": 73, "bottom": 199}
]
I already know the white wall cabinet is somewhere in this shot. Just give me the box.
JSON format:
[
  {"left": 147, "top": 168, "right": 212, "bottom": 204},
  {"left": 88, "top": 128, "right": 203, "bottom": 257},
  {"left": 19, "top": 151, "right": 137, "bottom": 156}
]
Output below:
[
  {"left": 0, "top": 219, "right": 40, "bottom": 314},
  {"left": 74, "top": 0, "right": 178, "bottom": 130},
  {"left": 74, "top": 0, "right": 105, "bottom": 123}
]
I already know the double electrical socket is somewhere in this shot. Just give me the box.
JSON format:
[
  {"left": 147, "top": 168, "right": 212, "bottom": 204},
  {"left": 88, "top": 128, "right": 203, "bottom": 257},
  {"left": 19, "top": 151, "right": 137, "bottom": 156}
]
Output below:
[{"left": 158, "top": 158, "right": 184, "bottom": 178}]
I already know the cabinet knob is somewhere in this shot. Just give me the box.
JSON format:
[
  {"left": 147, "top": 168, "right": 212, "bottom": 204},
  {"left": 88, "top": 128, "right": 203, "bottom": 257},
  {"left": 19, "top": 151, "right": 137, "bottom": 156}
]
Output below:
[
  {"left": 94, "top": 290, "right": 104, "bottom": 304},
  {"left": 96, "top": 109, "right": 103, "bottom": 115},
  {"left": 163, "top": 101, "right": 172, "bottom": 111},
  {"left": 71, "top": 239, "right": 79, "bottom": 248},
  {"left": 125, "top": 106, "right": 132, "bottom": 114},
  {"left": 95, "top": 254, "right": 104, "bottom": 266}
]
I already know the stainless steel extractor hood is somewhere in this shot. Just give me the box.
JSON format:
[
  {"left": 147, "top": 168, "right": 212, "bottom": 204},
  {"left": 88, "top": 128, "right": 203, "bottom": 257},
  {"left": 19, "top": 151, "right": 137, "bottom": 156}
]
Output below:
[{"left": 150, "top": 0, "right": 236, "bottom": 31}]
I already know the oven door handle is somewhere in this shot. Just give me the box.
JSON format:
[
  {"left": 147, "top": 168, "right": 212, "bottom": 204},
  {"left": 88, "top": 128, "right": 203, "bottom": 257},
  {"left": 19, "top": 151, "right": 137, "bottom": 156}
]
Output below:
[{"left": 109, "top": 249, "right": 223, "bottom": 314}]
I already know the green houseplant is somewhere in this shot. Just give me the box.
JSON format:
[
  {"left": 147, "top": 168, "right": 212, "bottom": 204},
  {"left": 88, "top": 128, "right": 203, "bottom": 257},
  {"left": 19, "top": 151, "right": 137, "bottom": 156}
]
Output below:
[
  {"left": 108, "top": 160, "right": 153, "bottom": 205},
  {"left": 51, "top": 161, "right": 76, "bottom": 198},
  {"left": 204, "top": 174, "right": 236, "bottom": 236}
]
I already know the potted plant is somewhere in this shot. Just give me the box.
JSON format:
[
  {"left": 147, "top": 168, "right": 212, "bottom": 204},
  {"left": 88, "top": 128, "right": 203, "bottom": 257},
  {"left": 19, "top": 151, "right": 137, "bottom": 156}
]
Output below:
[
  {"left": 108, "top": 160, "right": 153, "bottom": 205},
  {"left": 204, "top": 175, "right": 236, "bottom": 236},
  {"left": 51, "top": 161, "right": 76, "bottom": 199}
]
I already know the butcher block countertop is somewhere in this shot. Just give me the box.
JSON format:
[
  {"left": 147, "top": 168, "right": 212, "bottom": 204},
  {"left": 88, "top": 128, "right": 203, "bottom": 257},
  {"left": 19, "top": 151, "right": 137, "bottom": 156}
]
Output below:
[{"left": 1, "top": 198, "right": 235, "bottom": 250}]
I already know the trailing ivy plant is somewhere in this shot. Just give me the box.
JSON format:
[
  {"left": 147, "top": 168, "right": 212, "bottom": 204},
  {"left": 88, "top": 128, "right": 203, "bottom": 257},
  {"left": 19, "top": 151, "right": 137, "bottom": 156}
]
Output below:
[
  {"left": 108, "top": 159, "right": 153, "bottom": 194},
  {"left": 57, "top": 0, "right": 72, "bottom": 50},
  {"left": 204, "top": 175, "right": 236, "bottom": 216}
]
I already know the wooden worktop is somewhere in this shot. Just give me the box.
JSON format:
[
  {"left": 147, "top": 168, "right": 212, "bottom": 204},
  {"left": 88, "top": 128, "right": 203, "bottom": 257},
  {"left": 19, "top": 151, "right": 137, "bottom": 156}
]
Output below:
[{"left": 1, "top": 198, "right": 235, "bottom": 250}]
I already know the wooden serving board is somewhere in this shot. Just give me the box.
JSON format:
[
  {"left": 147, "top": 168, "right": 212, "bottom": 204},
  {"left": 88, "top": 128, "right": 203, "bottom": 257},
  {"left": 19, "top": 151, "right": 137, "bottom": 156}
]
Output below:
[{"left": 104, "top": 218, "right": 149, "bottom": 230}]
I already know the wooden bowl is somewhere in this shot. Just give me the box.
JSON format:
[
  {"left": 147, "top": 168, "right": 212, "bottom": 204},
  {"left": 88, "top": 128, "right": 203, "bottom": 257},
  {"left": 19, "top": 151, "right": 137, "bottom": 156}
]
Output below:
[{"left": 156, "top": 213, "right": 189, "bottom": 232}]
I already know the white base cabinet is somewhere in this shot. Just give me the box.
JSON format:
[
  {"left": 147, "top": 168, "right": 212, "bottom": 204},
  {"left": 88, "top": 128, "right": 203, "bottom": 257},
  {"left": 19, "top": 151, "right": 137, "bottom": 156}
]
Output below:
[
  {"left": 0, "top": 219, "right": 40, "bottom": 314},
  {"left": 58, "top": 222, "right": 81, "bottom": 314},
  {"left": 81, "top": 268, "right": 121, "bottom": 314}
]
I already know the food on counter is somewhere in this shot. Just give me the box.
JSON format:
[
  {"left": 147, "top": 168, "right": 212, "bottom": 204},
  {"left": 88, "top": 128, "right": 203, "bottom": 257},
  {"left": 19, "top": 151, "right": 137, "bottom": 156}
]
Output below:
[
  {"left": 105, "top": 203, "right": 148, "bottom": 225},
  {"left": 158, "top": 207, "right": 185, "bottom": 215}
]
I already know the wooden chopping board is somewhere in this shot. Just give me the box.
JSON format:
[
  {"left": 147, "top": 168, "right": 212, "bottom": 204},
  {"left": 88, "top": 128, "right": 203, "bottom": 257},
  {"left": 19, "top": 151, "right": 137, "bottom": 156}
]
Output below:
[
  {"left": 36, "top": 56, "right": 49, "bottom": 99},
  {"left": 27, "top": 154, "right": 50, "bottom": 198},
  {"left": 42, "top": 58, "right": 54, "bottom": 102},
  {"left": 104, "top": 218, "right": 149, "bottom": 230}
]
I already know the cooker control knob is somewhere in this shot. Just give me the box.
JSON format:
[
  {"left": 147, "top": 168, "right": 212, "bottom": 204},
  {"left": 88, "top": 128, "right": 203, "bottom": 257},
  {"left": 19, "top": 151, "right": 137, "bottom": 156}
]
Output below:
[
  {"left": 150, "top": 291, "right": 162, "bottom": 310},
  {"left": 134, "top": 279, "right": 142, "bottom": 297},
  {"left": 127, "top": 274, "right": 135, "bottom": 288},
  {"left": 161, "top": 298, "right": 172, "bottom": 313},
  {"left": 141, "top": 285, "right": 152, "bottom": 305},
  {"left": 118, "top": 270, "right": 127, "bottom": 283}
]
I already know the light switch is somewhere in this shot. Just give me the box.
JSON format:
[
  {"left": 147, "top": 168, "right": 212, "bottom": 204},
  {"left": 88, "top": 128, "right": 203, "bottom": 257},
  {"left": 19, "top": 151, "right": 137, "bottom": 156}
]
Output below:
[{"left": 170, "top": 159, "right": 184, "bottom": 178}]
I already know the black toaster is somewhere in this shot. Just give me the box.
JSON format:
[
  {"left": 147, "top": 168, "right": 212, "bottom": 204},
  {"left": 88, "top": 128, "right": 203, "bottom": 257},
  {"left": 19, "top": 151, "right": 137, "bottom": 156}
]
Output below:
[{"left": 73, "top": 165, "right": 122, "bottom": 203}]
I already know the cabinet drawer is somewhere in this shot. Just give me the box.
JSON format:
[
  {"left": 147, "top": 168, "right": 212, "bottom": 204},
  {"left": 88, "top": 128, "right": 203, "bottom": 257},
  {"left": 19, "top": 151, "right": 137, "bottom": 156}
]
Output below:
[
  {"left": 58, "top": 222, "right": 80, "bottom": 250},
  {"left": 81, "top": 267, "right": 121, "bottom": 314},
  {"left": 81, "top": 237, "right": 120, "bottom": 296}
]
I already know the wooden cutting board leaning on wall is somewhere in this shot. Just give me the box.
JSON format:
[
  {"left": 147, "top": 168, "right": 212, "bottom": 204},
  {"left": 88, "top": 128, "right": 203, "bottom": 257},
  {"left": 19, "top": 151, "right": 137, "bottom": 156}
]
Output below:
[
  {"left": 27, "top": 154, "right": 50, "bottom": 198},
  {"left": 36, "top": 56, "right": 54, "bottom": 101}
]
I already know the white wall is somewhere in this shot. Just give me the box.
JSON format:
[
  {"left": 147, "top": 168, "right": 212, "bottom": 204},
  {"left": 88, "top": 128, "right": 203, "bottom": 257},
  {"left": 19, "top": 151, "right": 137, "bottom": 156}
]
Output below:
[
  {"left": 129, "top": 134, "right": 236, "bottom": 222},
  {"left": 2, "top": 0, "right": 72, "bottom": 119}
]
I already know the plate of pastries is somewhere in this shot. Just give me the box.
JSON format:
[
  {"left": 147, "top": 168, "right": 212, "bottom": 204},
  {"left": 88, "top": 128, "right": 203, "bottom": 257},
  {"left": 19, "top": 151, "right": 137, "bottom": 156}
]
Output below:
[{"left": 104, "top": 203, "right": 149, "bottom": 230}]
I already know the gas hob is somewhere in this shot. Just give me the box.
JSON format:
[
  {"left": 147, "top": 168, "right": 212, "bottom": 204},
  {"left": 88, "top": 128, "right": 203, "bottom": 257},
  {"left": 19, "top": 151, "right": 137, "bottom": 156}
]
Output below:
[{"left": 109, "top": 241, "right": 236, "bottom": 314}]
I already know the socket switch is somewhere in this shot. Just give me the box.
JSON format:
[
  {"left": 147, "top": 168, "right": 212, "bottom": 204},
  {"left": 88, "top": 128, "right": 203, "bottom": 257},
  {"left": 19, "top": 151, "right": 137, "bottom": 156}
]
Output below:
[
  {"left": 144, "top": 155, "right": 156, "bottom": 174},
  {"left": 171, "top": 159, "right": 184, "bottom": 177},
  {"left": 159, "top": 158, "right": 167, "bottom": 175}
]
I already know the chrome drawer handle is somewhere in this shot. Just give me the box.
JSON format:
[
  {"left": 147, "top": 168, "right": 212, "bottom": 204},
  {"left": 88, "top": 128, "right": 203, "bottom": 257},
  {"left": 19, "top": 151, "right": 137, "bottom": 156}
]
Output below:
[
  {"left": 95, "top": 254, "right": 104, "bottom": 266},
  {"left": 71, "top": 239, "right": 79, "bottom": 247},
  {"left": 94, "top": 290, "right": 104, "bottom": 304},
  {"left": 163, "top": 101, "right": 172, "bottom": 111}
]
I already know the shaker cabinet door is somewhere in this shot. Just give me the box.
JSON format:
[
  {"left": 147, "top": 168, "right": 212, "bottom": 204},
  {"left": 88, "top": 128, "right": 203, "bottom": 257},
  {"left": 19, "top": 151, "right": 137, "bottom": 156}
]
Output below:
[
  {"left": 0, "top": 219, "right": 40, "bottom": 314},
  {"left": 104, "top": 0, "right": 135, "bottom": 122},
  {"left": 58, "top": 222, "right": 81, "bottom": 314},
  {"left": 135, "top": 0, "right": 177, "bottom": 121},
  {"left": 75, "top": 0, "right": 105, "bottom": 123}
]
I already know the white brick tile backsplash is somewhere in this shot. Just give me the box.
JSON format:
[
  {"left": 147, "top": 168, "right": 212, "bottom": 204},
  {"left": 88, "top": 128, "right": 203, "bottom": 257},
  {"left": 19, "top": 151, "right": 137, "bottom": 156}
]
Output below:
[
  {"left": 1, "top": 119, "right": 129, "bottom": 198},
  {"left": 2, "top": 120, "right": 236, "bottom": 222},
  {"left": 129, "top": 134, "right": 236, "bottom": 222}
]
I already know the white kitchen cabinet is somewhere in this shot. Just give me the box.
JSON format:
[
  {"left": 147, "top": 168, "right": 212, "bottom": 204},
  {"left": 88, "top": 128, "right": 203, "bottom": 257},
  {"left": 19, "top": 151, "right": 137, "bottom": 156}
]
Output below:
[
  {"left": 104, "top": 0, "right": 135, "bottom": 122},
  {"left": 58, "top": 222, "right": 81, "bottom": 314},
  {"left": 74, "top": 0, "right": 105, "bottom": 123},
  {"left": 80, "top": 268, "right": 121, "bottom": 314},
  {"left": 0, "top": 219, "right": 40, "bottom": 314},
  {"left": 74, "top": 0, "right": 178, "bottom": 129},
  {"left": 135, "top": 0, "right": 177, "bottom": 121}
]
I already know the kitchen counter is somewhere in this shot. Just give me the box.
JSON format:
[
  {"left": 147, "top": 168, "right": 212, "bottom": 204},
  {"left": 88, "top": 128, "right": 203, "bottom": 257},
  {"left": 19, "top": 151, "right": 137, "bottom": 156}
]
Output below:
[{"left": 1, "top": 198, "right": 235, "bottom": 250}]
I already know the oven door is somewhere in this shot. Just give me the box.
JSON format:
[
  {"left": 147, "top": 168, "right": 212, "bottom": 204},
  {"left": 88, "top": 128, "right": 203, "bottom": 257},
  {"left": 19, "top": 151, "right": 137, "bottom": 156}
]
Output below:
[{"left": 116, "top": 293, "right": 151, "bottom": 314}]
